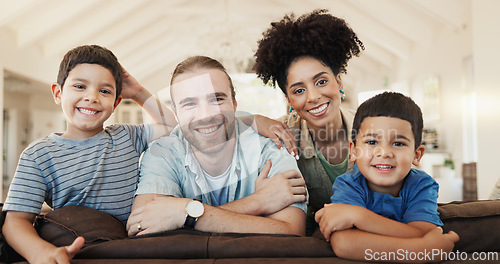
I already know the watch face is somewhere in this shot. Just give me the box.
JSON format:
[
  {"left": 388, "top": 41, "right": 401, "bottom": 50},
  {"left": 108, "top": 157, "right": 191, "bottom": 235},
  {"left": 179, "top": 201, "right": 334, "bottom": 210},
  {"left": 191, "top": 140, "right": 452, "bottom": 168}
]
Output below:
[{"left": 186, "top": 200, "right": 204, "bottom": 218}]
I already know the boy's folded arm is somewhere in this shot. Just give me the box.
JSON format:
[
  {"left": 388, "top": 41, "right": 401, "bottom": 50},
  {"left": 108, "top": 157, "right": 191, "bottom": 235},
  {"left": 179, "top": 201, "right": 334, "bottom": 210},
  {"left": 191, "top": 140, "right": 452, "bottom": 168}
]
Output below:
[
  {"left": 351, "top": 207, "right": 432, "bottom": 238},
  {"left": 317, "top": 204, "right": 427, "bottom": 240},
  {"left": 329, "top": 227, "right": 458, "bottom": 263},
  {"left": 407, "top": 221, "right": 440, "bottom": 236}
]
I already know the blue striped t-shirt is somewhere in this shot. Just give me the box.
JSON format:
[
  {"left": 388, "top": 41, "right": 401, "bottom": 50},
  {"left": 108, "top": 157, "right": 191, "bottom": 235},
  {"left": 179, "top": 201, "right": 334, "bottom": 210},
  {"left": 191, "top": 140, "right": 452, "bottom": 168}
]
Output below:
[{"left": 3, "top": 123, "right": 153, "bottom": 224}]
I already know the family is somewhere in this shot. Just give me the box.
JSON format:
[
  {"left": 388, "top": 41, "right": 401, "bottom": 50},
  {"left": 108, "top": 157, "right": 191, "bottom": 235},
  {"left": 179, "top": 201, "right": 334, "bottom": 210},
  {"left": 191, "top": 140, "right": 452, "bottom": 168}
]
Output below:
[{"left": 2, "top": 10, "right": 459, "bottom": 264}]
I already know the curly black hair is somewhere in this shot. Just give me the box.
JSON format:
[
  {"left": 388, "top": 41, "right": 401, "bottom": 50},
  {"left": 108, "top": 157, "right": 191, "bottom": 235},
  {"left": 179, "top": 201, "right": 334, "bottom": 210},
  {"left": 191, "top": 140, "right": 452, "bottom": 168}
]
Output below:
[{"left": 254, "top": 9, "right": 364, "bottom": 95}]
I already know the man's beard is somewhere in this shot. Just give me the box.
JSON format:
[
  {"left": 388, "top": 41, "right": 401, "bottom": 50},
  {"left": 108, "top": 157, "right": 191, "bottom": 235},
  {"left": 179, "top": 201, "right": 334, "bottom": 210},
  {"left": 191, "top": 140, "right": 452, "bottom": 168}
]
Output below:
[{"left": 181, "top": 113, "right": 236, "bottom": 155}]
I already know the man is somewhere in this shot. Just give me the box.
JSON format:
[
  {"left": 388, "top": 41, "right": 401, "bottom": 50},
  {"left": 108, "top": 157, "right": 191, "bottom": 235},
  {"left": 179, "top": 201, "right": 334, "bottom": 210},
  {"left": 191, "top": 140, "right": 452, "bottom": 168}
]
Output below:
[{"left": 127, "top": 56, "right": 307, "bottom": 236}]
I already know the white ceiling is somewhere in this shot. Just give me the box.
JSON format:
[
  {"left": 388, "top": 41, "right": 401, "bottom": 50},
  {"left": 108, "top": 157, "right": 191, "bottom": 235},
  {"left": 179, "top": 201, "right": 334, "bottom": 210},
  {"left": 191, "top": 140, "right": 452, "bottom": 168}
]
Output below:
[{"left": 1, "top": 0, "right": 470, "bottom": 90}]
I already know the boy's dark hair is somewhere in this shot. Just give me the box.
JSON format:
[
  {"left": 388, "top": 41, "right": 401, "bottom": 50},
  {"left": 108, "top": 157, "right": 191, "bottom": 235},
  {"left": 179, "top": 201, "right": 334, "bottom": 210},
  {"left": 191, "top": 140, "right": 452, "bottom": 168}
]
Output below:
[
  {"left": 352, "top": 92, "right": 424, "bottom": 149},
  {"left": 253, "top": 9, "right": 364, "bottom": 95},
  {"left": 57, "top": 45, "right": 122, "bottom": 101}
]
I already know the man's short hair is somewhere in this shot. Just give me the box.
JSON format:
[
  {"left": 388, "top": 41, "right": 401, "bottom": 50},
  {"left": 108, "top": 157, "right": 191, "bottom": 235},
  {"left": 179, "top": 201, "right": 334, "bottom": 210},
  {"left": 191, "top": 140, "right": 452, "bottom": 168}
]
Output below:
[{"left": 169, "top": 56, "right": 236, "bottom": 108}]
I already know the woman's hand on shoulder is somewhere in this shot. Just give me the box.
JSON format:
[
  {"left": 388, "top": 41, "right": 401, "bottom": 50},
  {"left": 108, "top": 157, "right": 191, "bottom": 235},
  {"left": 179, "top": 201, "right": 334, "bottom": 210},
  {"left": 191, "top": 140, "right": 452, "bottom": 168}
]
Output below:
[{"left": 251, "top": 114, "right": 298, "bottom": 158}]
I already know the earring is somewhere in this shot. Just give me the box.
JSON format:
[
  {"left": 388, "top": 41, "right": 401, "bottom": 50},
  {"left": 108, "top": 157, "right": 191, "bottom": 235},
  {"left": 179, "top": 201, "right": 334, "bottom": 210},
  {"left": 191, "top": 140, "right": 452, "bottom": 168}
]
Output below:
[
  {"left": 289, "top": 106, "right": 296, "bottom": 117},
  {"left": 340, "top": 89, "right": 345, "bottom": 101}
]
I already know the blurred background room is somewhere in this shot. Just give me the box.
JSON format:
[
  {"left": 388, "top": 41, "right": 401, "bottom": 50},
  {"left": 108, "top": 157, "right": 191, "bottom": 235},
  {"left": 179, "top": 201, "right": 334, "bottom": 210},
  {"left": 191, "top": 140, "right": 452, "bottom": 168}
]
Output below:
[{"left": 1, "top": 0, "right": 499, "bottom": 203}]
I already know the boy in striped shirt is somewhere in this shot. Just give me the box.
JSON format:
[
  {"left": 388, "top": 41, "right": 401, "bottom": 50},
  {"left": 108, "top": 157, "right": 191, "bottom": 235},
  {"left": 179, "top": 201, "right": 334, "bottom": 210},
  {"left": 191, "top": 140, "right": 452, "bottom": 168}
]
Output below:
[{"left": 2, "top": 45, "right": 176, "bottom": 264}]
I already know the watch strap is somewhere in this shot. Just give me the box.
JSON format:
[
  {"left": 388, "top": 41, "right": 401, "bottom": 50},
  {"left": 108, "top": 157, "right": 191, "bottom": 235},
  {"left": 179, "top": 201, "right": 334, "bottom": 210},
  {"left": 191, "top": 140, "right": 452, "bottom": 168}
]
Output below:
[{"left": 183, "top": 215, "right": 198, "bottom": 230}]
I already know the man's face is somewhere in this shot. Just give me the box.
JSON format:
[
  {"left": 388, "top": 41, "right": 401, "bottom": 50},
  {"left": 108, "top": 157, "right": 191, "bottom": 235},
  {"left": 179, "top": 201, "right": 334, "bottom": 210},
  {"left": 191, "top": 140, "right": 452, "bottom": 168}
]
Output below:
[{"left": 171, "top": 68, "right": 237, "bottom": 154}]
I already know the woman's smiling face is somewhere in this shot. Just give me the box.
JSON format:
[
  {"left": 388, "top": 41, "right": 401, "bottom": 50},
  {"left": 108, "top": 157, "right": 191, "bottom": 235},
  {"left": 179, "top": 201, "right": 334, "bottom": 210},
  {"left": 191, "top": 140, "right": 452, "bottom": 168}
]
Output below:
[{"left": 285, "top": 56, "right": 343, "bottom": 129}]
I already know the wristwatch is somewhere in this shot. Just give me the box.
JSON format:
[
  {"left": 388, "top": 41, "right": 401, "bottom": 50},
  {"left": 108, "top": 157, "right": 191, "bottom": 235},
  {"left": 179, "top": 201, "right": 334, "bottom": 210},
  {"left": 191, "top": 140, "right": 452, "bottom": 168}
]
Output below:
[{"left": 184, "top": 199, "right": 204, "bottom": 230}]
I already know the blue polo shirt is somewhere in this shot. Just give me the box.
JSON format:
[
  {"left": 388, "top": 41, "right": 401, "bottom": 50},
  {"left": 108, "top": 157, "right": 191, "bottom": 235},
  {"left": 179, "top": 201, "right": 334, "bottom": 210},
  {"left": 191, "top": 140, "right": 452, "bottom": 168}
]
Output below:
[
  {"left": 330, "top": 165, "right": 443, "bottom": 226},
  {"left": 136, "top": 118, "right": 307, "bottom": 214}
]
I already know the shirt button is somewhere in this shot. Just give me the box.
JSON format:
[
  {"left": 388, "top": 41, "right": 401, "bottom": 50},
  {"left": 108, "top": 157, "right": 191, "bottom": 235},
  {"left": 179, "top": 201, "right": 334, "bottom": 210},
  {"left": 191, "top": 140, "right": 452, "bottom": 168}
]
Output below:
[{"left": 305, "top": 149, "right": 314, "bottom": 157}]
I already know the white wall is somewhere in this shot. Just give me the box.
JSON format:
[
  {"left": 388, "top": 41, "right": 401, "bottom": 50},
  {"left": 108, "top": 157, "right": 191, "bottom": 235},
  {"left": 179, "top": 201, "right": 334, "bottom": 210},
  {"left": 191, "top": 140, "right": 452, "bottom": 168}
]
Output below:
[
  {"left": 402, "top": 21, "right": 472, "bottom": 181},
  {"left": 0, "top": 68, "right": 3, "bottom": 199},
  {"left": 472, "top": 0, "right": 500, "bottom": 199},
  {"left": 0, "top": 29, "right": 59, "bottom": 84},
  {"left": 353, "top": 11, "right": 473, "bottom": 183}
]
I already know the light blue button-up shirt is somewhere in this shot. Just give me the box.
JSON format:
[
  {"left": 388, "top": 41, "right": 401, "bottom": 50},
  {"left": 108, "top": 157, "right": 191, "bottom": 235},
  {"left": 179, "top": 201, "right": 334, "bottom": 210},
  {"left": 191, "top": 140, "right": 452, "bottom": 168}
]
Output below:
[{"left": 136, "top": 118, "right": 307, "bottom": 214}]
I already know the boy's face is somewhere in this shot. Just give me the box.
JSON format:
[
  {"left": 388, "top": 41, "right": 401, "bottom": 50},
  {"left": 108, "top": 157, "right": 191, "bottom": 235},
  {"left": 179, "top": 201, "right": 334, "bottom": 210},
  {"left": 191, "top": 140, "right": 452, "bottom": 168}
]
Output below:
[
  {"left": 170, "top": 68, "right": 237, "bottom": 154},
  {"left": 52, "top": 63, "right": 121, "bottom": 139},
  {"left": 349, "top": 116, "right": 425, "bottom": 196}
]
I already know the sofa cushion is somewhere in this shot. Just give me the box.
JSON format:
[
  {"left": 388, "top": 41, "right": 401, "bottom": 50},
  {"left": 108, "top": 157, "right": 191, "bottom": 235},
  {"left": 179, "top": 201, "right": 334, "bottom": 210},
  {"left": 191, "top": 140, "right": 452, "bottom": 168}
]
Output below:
[
  {"left": 35, "top": 205, "right": 128, "bottom": 248},
  {"left": 30, "top": 200, "right": 500, "bottom": 260},
  {"left": 75, "top": 230, "right": 335, "bottom": 259},
  {"left": 34, "top": 206, "right": 335, "bottom": 259},
  {"left": 438, "top": 200, "right": 500, "bottom": 253},
  {"left": 207, "top": 232, "right": 335, "bottom": 258},
  {"left": 77, "top": 230, "right": 211, "bottom": 259}
]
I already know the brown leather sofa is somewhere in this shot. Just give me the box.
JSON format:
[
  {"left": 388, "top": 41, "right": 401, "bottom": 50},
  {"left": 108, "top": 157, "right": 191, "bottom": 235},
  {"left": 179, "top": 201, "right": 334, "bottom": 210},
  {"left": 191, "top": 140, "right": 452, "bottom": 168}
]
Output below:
[{"left": 1, "top": 200, "right": 499, "bottom": 264}]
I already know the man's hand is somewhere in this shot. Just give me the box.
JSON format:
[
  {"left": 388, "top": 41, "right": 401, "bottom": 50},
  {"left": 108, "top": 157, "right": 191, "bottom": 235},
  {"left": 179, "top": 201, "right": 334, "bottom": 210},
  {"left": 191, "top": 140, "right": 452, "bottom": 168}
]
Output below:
[
  {"left": 315, "top": 203, "right": 361, "bottom": 241},
  {"left": 253, "top": 160, "right": 307, "bottom": 215},
  {"left": 127, "top": 196, "right": 190, "bottom": 236}
]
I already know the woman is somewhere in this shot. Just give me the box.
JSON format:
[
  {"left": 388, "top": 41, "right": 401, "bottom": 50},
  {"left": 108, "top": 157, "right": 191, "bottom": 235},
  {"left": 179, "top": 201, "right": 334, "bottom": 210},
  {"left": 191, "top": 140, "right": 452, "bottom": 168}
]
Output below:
[{"left": 253, "top": 9, "right": 364, "bottom": 234}]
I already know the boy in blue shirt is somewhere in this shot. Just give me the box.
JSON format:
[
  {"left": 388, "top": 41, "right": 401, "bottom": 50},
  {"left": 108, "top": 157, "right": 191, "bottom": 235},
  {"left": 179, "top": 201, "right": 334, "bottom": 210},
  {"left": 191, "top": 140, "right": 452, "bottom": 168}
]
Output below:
[
  {"left": 315, "top": 92, "right": 459, "bottom": 262},
  {"left": 2, "top": 45, "right": 176, "bottom": 264}
]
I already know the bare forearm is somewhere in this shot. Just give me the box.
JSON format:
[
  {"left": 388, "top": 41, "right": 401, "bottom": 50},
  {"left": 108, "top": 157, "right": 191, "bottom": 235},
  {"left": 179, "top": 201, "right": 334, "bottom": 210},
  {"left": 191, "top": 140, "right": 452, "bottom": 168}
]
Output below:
[
  {"left": 330, "top": 229, "right": 451, "bottom": 263},
  {"left": 218, "top": 195, "right": 263, "bottom": 216},
  {"left": 353, "top": 209, "right": 425, "bottom": 238},
  {"left": 3, "top": 213, "right": 56, "bottom": 262},
  {"left": 131, "top": 88, "right": 177, "bottom": 128},
  {"left": 197, "top": 205, "right": 305, "bottom": 236},
  {"left": 128, "top": 196, "right": 305, "bottom": 237}
]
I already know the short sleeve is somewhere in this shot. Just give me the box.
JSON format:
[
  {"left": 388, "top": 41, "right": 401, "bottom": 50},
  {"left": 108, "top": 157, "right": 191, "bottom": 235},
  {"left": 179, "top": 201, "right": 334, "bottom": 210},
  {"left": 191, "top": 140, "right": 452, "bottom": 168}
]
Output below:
[
  {"left": 135, "top": 137, "right": 184, "bottom": 197},
  {"left": 330, "top": 173, "right": 367, "bottom": 208},
  {"left": 259, "top": 139, "right": 299, "bottom": 179},
  {"left": 116, "top": 124, "right": 154, "bottom": 154},
  {"left": 258, "top": 136, "right": 308, "bottom": 214},
  {"left": 401, "top": 172, "right": 443, "bottom": 226},
  {"left": 3, "top": 151, "right": 47, "bottom": 214}
]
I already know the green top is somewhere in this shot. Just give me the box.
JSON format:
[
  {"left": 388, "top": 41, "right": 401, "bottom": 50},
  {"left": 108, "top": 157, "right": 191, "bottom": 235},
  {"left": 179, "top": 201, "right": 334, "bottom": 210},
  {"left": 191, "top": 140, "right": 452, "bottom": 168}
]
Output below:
[
  {"left": 279, "top": 107, "right": 356, "bottom": 235},
  {"left": 316, "top": 148, "right": 349, "bottom": 184}
]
